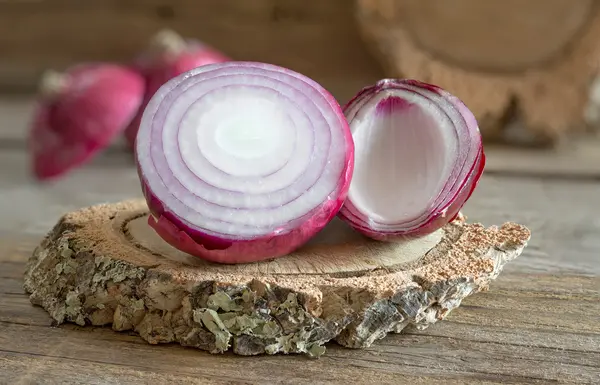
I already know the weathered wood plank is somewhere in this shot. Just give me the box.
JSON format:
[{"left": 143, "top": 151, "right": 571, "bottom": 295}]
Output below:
[
  {"left": 0, "top": 353, "right": 251, "bottom": 385},
  {"left": 483, "top": 138, "right": 600, "bottom": 179},
  {"left": 0, "top": 352, "right": 507, "bottom": 385},
  {"left": 1, "top": 288, "right": 598, "bottom": 384},
  {"left": 413, "top": 320, "right": 600, "bottom": 354},
  {"left": 0, "top": 98, "right": 34, "bottom": 142}
]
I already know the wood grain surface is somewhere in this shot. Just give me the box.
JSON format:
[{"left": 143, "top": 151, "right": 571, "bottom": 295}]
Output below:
[{"left": 1, "top": 99, "right": 600, "bottom": 383}]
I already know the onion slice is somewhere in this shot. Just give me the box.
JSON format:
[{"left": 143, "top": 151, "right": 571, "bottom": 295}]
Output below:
[
  {"left": 125, "top": 29, "right": 231, "bottom": 148},
  {"left": 29, "top": 63, "right": 145, "bottom": 181},
  {"left": 338, "top": 79, "right": 485, "bottom": 240},
  {"left": 135, "top": 61, "right": 354, "bottom": 264}
]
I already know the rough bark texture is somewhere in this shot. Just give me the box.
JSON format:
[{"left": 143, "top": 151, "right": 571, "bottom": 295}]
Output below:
[
  {"left": 355, "top": 0, "right": 600, "bottom": 146},
  {"left": 24, "top": 200, "right": 530, "bottom": 357}
]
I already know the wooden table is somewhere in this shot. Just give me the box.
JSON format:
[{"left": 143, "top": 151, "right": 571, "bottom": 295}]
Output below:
[{"left": 1, "top": 97, "right": 599, "bottom": 384}]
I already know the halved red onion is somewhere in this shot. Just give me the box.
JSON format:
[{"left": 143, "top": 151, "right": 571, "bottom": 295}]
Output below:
[
  {"left": 125, "top": 29, "right": 231, "bottom": 148},
  {"left": 339, "top": 79, "right": 485, "bottom": 240},
  {"left": 29, "top": 63, "right": 145, "bottom": 181},
  {"left": 135, "top": 61, "right": 354, "bottom": 264}
]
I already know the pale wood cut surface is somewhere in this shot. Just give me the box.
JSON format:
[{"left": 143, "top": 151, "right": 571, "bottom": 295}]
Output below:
[
  {"left": 119, "top": 203, "right": 445, "bottom": 274},
  {"left": 1, "top": 99, "right": 599, "bottom": 383}
]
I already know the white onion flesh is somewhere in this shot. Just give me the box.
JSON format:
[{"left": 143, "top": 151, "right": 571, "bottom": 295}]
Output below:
[{"left": 339, "top": 79, "right": 485, "bottom": 240}]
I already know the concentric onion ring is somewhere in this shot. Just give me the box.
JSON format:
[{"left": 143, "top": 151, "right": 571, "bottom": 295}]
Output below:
[{"left": 135, "top": 61, "right": 354, "bottom": 264}]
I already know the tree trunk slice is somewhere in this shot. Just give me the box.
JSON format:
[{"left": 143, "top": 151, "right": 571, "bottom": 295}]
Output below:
[
  {"left": 23, "top": 199, "right": 531, "bottom": 357},
  {"left": 400, "top": 0, "right": 593, "bottom": 73},
  {"left": 355, "top": 0, "right": 600, "bottom": 146}
]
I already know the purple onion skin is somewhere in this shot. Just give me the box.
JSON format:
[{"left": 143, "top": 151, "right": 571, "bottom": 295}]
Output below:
[
  {"left": 134, "top": 62, "right": 355, "bottom": 264},
  {"left": 338, "top": 79, "right": 485, "bottom": 240}
]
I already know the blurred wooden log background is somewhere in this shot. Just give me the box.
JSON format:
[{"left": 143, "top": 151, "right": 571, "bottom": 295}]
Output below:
[
  {"left": 0, "top": 0, "right": 384, "bottom": 102},
  {"left": 355, "top": 0, "right": 600, "bottom": 145}
]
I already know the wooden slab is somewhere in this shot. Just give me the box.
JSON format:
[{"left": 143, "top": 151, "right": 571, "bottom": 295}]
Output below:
[{"left": 23, "top": 199, "right": 529, "bottom": 357}]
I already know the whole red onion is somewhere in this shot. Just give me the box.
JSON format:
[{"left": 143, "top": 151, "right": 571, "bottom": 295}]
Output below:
[{"left": 29, "top": 64, "right": 145, "bottom": 181}]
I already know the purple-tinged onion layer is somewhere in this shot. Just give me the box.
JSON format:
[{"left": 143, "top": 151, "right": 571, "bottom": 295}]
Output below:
[
  {"left": 135, "top": 61, "right": 354, "bottom": 264},
  {"left": 339, "top": 79, "right": 485, "bottom": 240}
]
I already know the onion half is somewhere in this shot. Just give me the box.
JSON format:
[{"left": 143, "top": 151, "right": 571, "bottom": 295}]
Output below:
[
  {"left": 125, "top": 30, "right": 231, "bottom": 148},
  {"left": 135, "top": 61, "right": 354, "bottom": 264},
  {"left": 339, "top": 79, "right": 485, "bottom": 240},
  {"left": 30, "top": 64, "right": 145, "bottom": 181}
]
